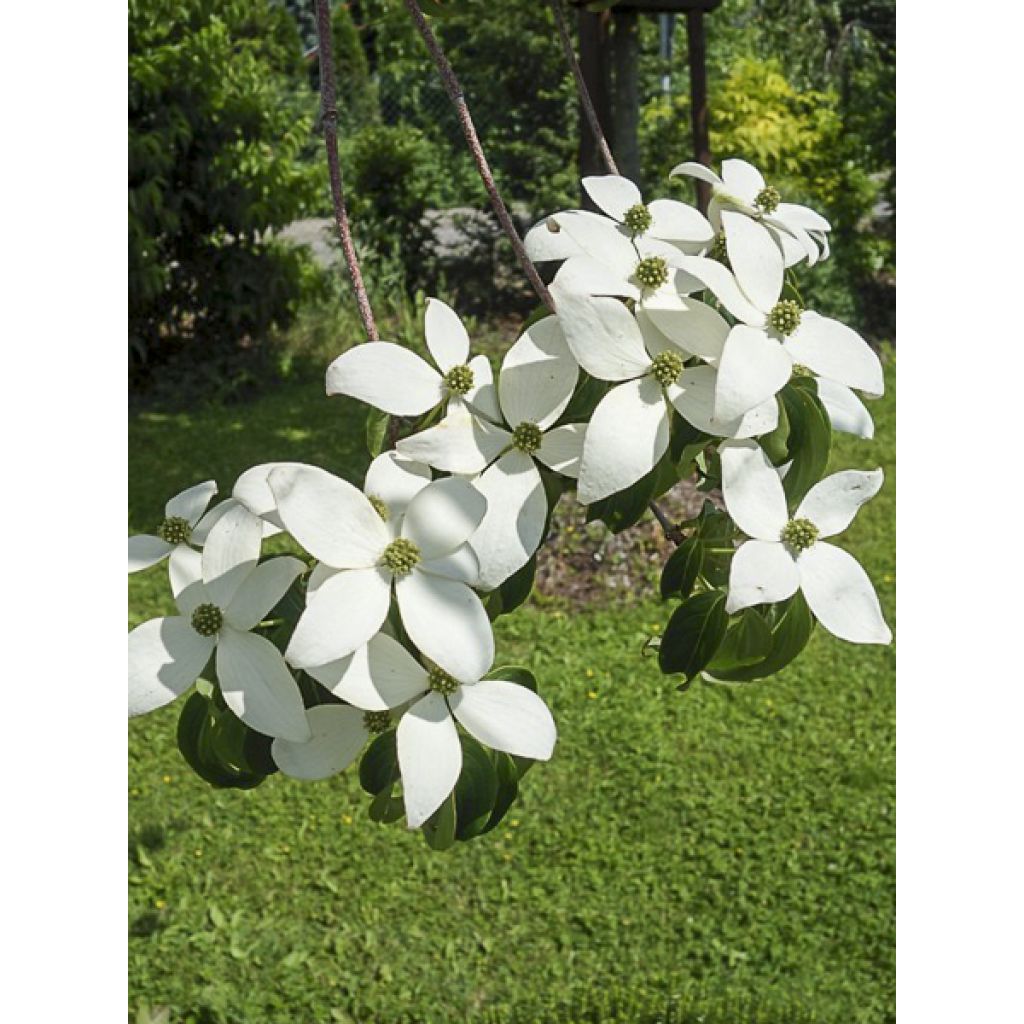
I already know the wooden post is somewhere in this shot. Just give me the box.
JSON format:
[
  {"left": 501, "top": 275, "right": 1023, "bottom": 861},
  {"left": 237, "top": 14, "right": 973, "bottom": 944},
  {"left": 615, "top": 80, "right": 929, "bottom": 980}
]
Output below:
[
  {"left": 611, "top": 8, "right": 641, "bottom": 185},
  {"left": 577, "top": 7, "right": 613, "bottom": 204},
  {"left": 686, "top": 8, "right": 711, "bottom": 213}
]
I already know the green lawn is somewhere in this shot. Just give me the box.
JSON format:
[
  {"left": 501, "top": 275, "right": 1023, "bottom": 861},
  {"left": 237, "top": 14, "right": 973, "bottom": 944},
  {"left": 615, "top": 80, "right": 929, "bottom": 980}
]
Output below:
[{"left": 129, "top": 356, "right": 895, "bottom": 1024}]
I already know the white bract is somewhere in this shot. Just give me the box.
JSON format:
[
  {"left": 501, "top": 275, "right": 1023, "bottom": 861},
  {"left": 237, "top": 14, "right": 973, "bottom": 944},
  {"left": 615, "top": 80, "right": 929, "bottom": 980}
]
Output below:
[
  {"left": 269, "top": 466, "right": 492, "bottom": 682},
  {"left": 397, "top": 316, "right": 585, "bottom": 589},
  {"left": 720, "top": 440, "right": 891, "bottom": 645},
  {"left": 313, "top": 631, "right": 556, "bottom": 828},
  {"left": 324, "top": 297, "right": 499, "bottom": 420},
  {"left": 128, "top": 547, "right": 309, "bottom": 741},
  {"left": 128, "top": 480, "right": 223, "bottom": 595}
]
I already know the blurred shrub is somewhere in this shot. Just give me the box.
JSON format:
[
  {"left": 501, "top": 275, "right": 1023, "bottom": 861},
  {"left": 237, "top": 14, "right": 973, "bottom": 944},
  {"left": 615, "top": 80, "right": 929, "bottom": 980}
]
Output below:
[{"left": 129, "top": 0, "right": 324, "bottom": 390}]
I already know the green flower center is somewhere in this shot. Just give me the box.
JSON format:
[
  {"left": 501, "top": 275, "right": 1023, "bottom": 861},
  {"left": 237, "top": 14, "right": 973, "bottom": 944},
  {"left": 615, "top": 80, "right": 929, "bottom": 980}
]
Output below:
[
  {"left": 443, "top": 364, "right": 474, "bottom": 395},
  {"left": 754, "top": 185, "right": 781, "bottom": 215},
  {"left": 791, "top": 363, "right": 813, "bottom": 378},
  {"left": 363, "top": 710, "right": 392, "bottom": 734},
  {"left": 158, "top": 516, "right": 192, "bottom": 545},
  {"left": 381, "top": 538, "right": 421, "bottom": 576},
  {"left": 650, "top": 350, "right": 684, "bottom": 387},
  {"left": 623, "top": 203, "right": 653, "bottom": 235},
  {"left": 635, "top": 256, "right": 669, "bottom": 290},
  {"left": 428, "top": 667, "right": 460, "bottom": 696},
  {"left": 708, "top": 232, "right": 729, "bottom": 265},
  {"left": 191, "top": 602, "right": 223, "bottom": 637},
  {"left": 780, "top": 518, "right": 819, "bottom": 552},
  {"left": 512, "top": 421, "right": 543, "bottom": 455},
  {"left": 768, "top": 300, "right": 802, "bottom": 336},
  {"left": 368, "top": 495, "right": 389, "bottom": 521}
]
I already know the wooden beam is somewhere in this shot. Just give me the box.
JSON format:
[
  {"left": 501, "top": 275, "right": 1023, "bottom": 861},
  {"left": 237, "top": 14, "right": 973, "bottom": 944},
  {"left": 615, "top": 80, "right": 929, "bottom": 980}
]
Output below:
[{"left": 686, "top": 8, "right": 711, "bottom": 213}]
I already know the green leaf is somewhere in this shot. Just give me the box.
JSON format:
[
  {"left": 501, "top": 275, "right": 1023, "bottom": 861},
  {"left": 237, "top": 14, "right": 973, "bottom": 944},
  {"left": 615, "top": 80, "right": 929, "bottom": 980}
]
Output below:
[
  {"left": 177, "top": 691, "right": 266, "bottom": 790},
  {"left": 669, "top": 409, "right": 709, "bottom": 463},
  {"left": 358, "top": 730, "right": 399, "bottom": 796},
  {"left": 586, "top": 458, "right": 663, "bottom": 533},
  {"left": 365, "top": 407, "right": 389, "bottom": 458},
  {"left": 177, "top": 691, "right": 244, "bottom": 788},
  {"left": 486, "top": 555, "right": 536, "bottom": 621},
  {"left": 454, "top": 736, "right": 500, "bottom": 841},
  {"left": 759, "top": 397, "right": 790, "bottom": 466},
  {"left": 660, "top": 536, "right": 704, "bottom": 600},
  {"left": 706, "top": 592, "right": 816, "bottom": 682},
  {"left": 477, "top": 752, "right": 521, "bottom": 836},
  {"left": 484, "top": 665, "right": 537, "bottom": 693},
  {"left": 557, "top": 371, "right": 608, "bottom": 426},
  {"left": 421, "top": 795, "right": 457, "bottom": 851},
  {"left": 707, "top": 608, "right": 773, "bottom": 673},
  {"left": 368, "top": 785, "right": 405, "bottom": 825},
  {"left": 658, "top": 590, "right": 728, "bottom": 681},
  {"left": 780, "top": 381, "right": 832, "bottom": 506}
]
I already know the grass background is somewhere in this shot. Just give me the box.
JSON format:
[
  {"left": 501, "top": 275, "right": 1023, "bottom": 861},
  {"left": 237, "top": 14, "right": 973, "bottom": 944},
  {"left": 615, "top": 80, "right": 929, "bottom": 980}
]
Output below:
[{"left": 128, "top": 356, "right": 895, "bottom": 1024}]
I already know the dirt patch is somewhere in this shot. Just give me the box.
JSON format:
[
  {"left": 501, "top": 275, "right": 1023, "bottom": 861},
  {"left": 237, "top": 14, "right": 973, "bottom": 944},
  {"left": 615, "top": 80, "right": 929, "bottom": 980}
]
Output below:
[{"left": 535, "top": 478, "right": 721, "bottom": 608}]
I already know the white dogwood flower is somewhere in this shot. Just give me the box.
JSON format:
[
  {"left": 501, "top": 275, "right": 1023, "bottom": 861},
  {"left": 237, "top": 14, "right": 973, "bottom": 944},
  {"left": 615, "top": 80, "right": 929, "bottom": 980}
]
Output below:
[
  {"left": 720, "top": 440, "right": 891, "bottom": 644},
  {"left": 549, "top": 289, "right": 777, "bottom": 505},
  {"left": 397, "top": 316, "right": 585, "bottom": 589},
  {"left": 128, "top": 548, "right": 309, "bottom": 741},
  {"left": 315, "top": 631, "right": 556, "bottom": 828},
  {"left": 670, "top": 157, "right": 831, "bottom": 269},
  {"left": 324, "top": 297, "right": 500, "bottom": 420},
  {"left": 128, "top": 480, "right": 225, "bottom": 594},
  {"left": 269, "top": 467, "right": 491, "bottom": 682},
  {"left": 672, "top": 250, "right": 884, "bottom": 422}
]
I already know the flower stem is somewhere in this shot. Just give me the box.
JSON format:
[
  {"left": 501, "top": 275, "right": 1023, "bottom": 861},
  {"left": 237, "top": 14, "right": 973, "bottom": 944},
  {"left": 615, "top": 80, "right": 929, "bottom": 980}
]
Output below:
[
  {"left": 403, "top": 0, "right": 555, "bottom": 313},
  {"left": 649, "top": 500, "right": 684, "bottom": 545},
  {"left": 314, "top": 0, "right": 379, "bottom": 342},
  {"left": 549, "top": 0, "right": 619, "bottom": 176}
]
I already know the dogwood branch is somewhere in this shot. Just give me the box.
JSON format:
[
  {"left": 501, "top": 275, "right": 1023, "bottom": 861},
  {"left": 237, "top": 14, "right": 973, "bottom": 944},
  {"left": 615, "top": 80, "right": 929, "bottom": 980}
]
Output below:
[
  {"left": 314, "top": 0, "right": 379, "bottom": 341},
  {"left": 649, "top": 500, "right": 683, "bottom": 545},
  {"left": 549, "top": 0, "right": 619, "bottom": 176},
  {"left": 403, "top": 0, "right": 555, "bottom": 313}
]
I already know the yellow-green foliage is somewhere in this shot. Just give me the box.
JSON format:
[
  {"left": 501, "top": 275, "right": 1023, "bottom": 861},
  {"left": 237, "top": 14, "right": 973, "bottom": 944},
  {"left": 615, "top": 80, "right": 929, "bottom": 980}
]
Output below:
[
  {"left": 709, "top": 57, "right": 843, "bottom": 201},
  {"left": 642, "top": 56, "right": 843, "bottom": 205}
]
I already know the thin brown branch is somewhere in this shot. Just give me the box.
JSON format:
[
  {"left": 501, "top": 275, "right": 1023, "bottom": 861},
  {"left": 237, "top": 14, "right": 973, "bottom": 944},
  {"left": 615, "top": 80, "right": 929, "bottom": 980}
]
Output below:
[
  {"left": 549, "top": 0, "right": 619, "bottom": 176},
  {"left": 315, "top": 0, "right": 379, "bottom": 341},
  {"left": 402, "top": 0, "right": 555, "bottom": 313},
  {"left": 649, "top": 500, "right": 684, "bottom": 545}
]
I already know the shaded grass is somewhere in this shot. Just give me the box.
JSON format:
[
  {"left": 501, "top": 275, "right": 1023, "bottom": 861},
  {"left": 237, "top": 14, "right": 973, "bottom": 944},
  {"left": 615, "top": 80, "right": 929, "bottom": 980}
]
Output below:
[{"left": 128, "top": 354, "right": 895, "bottom": 1023}]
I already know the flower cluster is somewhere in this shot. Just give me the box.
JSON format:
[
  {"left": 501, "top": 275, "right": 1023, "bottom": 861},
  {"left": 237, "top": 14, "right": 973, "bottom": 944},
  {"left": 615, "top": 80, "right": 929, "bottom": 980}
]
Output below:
[{"left": 128, "top": 158, "right": 891, "bottom": 847}]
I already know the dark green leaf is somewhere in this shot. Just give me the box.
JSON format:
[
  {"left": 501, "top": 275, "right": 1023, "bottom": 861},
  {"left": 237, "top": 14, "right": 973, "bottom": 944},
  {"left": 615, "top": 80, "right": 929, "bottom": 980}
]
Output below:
[
  {"left": 759, "top": 397, "right": 791, "bottom": 466},
  {"left": 454, "top": 735, "right": 499, "bottom": 841},
  {"left": 586, "top": 457, "right": 665, "bottom": 533},
  {"left": 365, "top": 407, "right": 389, "bottom": 458},
  {"left": 477, "top": 752, "right": 521, "bottom": 836},
  {"left": 484, "top": 665, "right": 537, "bottom": 693},
  {"left": 706, "top": 592, "right": 816, "bottom": 682},
  {"left": 707, "top": 608, "right": 774, "bottom": 673},
  {"left": 660, "top": 536, "right": 704, "bottom": 600},
  {"left": 658, "top": 590, "right": 728, "bottom": 681},
  {"left": 359, "top": 730, "right": 399, "bottom": 796},
  {"left": 486, "top": 554, "right": 536, "bottom": 620},
  {"left": 422, "top": 795, "right": 457, "bottom": 851},
  {"left": 780, "top": 382, "right": 832, "bottom": 506},
  {"left": 368, "top": 785, "right": 405, "bottom": 825},
  {"left": 557, "top": 371, "right": 608, "bottom": 426}
]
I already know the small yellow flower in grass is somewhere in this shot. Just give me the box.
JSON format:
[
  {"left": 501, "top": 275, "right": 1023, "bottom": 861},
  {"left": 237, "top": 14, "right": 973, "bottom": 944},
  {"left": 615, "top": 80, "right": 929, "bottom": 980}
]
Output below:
[
  {"left": 154, "top": 899, "right": 167, "bottom": 910},
  {"left": 342, "top": 813, "right": 353, "bottom": 826},
  {"left": 194, "top": 849, "right": 203, "bottom": 858},
  {"left": 585, "top": 668, "right": 595, "bottom": 679},
  {"left": 162, "top": 775, "right": 171, "bottom": 784},
  {"left": 510, "top": 819, "right": 520, "bottom": 828},
  {"left": 587, "top": 690, "right": 598, "bottom": 700}
]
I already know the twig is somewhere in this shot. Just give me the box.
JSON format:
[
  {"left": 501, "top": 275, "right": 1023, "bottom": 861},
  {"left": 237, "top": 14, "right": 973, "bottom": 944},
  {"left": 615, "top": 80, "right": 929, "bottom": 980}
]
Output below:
[
  {"left": 403, "top": 0, "right": 555, "bottom": 313},
  {"left": 549, "top": 0, "right": 619, "bottom": 176},
  {"left": 314, "top": 0, "right": 379, "bottom": 341},
  {"left": 649, "top": 500, "right": 684, "bottom": 545}
]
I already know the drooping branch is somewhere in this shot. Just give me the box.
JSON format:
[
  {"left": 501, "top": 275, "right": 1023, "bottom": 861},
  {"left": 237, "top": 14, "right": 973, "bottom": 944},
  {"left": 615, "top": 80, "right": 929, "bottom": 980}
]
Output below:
[
  {"left": 549, "top": 0, "right": 618, "bottom": 176},
  {"left": 402, "top": 0, "right": 555, "bottom": 313},
  {"left": 649, "top": 499, "right": 684, "bottom": 545},
  {"left": 314, "top": 0, "right": 379, "bottom": 341}
]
